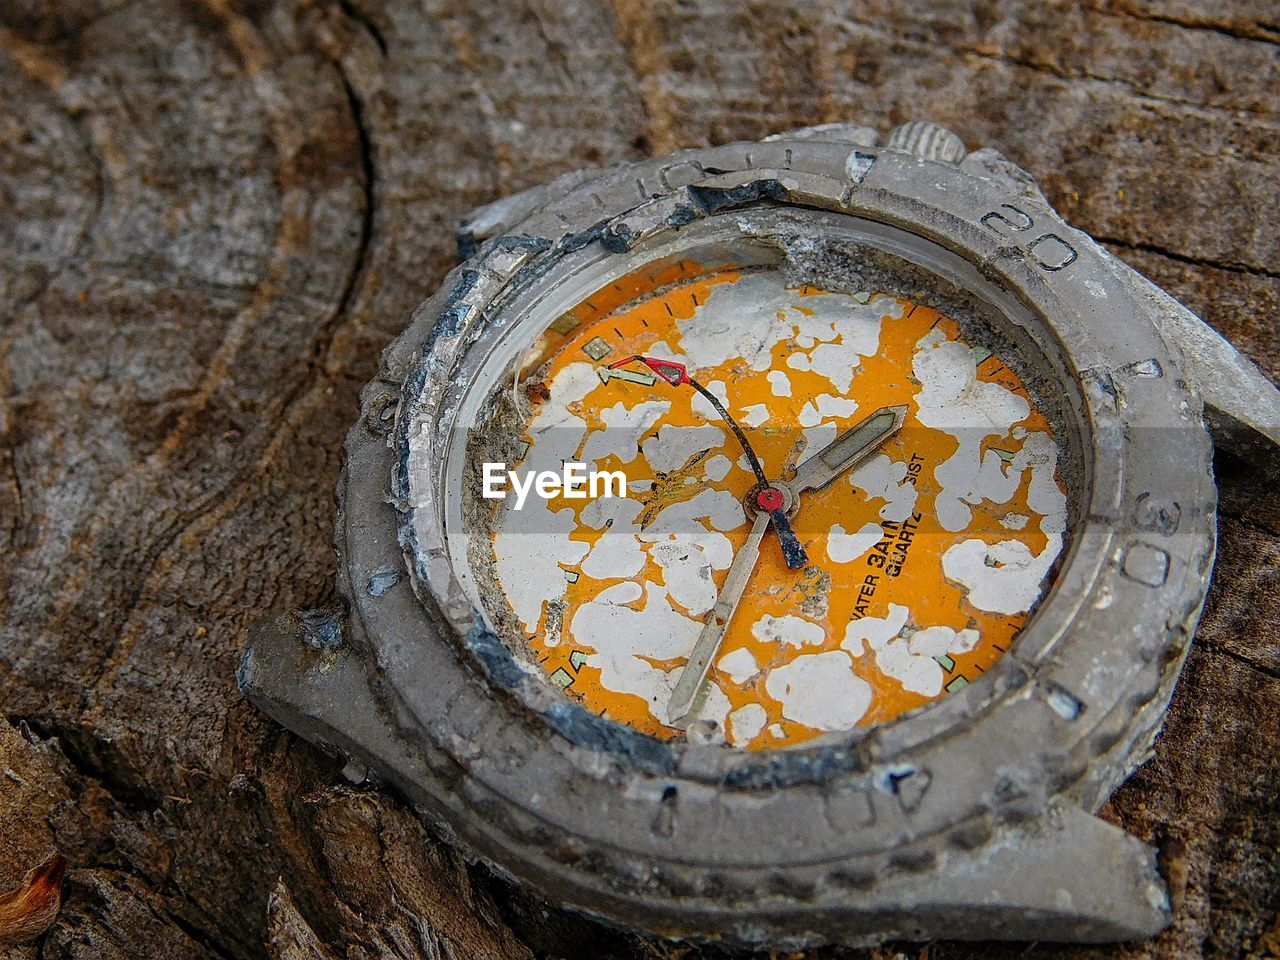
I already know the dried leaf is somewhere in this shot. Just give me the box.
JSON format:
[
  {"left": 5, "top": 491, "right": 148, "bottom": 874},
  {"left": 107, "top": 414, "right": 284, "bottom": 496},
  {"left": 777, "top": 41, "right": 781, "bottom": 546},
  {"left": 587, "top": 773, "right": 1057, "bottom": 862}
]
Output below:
[{"left": 0, "top": 853, "right": 67, "bottom": 946}]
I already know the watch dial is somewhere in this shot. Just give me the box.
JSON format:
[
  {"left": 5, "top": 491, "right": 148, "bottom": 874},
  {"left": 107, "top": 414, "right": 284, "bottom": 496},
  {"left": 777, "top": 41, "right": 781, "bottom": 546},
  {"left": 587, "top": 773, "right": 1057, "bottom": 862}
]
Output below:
[{"left": 480, "top": 261, "right": 1065, "bottom": 749}]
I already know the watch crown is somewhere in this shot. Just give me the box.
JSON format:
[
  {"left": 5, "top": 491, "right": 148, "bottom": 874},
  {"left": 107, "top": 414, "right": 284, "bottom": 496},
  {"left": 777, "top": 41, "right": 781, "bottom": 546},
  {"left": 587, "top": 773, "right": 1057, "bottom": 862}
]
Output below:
[{"left": 885, "top": 120, "right": 967, "bottom": 164}]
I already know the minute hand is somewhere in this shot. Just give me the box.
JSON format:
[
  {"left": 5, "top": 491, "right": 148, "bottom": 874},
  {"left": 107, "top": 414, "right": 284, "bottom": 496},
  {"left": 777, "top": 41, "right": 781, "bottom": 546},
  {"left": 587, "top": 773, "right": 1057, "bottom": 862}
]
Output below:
[
  {"left": 787, "top": 404, "right": 908, "bottom": 500},
  {"left": 667, "top": 510, "right": 770, "bottom": 727}
]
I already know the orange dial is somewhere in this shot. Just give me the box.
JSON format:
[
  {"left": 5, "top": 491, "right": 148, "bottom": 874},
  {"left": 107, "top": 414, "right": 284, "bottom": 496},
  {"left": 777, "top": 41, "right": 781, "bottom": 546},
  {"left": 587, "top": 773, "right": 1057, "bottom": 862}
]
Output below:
[{"left": 485, "top": 261, "right": 1066, "bottom": 749}]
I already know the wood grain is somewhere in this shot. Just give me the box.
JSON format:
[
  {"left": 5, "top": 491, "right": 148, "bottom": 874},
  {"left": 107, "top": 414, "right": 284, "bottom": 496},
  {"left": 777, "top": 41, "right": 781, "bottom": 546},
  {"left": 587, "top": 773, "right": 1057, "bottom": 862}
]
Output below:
[{"left": 0, "top": 1, "right": 1276, "bottom": 956}]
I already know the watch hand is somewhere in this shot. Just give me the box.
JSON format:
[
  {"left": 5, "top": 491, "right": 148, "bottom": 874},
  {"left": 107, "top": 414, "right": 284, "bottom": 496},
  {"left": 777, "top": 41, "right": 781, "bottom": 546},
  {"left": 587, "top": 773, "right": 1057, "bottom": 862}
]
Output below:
[
  {"left": 667, "top": 510, "right": 771, "bottom": 727},
  {"left": 754, "top": 487, "right": 808, "bottom": 569},
  {"left": 786, "top": 404, "right": 908, "bottom": 504},
  {"left": 608, "top": 355, "right": 810, "bottom": 569},
  {"left": 761, "top": 500, "right": 808, "bottom": 568}
]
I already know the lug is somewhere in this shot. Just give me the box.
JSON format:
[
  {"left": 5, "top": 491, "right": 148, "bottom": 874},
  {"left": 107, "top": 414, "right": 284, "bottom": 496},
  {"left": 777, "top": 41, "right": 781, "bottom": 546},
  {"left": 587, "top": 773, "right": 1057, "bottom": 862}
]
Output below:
[{"left": 1129, "top": 267, "right": 1280, "bottom": 466}]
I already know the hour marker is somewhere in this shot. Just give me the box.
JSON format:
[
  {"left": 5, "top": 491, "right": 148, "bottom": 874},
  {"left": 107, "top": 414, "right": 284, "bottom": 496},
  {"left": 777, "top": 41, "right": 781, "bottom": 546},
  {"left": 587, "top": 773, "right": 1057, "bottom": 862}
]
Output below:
[
  {"left": 550, "top": 313, "right": 581, "bottom": 335},
  {"left": 946, "top": 676, "right": 970, "bottom": 692},
  {"left": 549, "top": 668, "right": 574, "bottom": 688},
  {"left": 569, "top": 650, "right": 588, "bottom": 672},
  {"left": 582, "top": 337, "right": 611, "bottom": 361}
]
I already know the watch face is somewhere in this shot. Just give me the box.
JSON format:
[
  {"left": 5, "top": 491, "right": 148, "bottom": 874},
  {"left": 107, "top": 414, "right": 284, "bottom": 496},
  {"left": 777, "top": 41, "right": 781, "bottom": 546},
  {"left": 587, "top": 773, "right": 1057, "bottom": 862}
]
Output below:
[{"left": 461, "top": 249, "right": 1066, "bottom": 749}]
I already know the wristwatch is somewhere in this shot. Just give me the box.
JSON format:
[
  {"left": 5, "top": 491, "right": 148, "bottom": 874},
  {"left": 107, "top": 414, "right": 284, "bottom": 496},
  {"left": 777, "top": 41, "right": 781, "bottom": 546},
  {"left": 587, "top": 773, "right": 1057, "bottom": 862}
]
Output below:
[{"left": 238, "top": 120, "right": 1280, "bottom": 947}]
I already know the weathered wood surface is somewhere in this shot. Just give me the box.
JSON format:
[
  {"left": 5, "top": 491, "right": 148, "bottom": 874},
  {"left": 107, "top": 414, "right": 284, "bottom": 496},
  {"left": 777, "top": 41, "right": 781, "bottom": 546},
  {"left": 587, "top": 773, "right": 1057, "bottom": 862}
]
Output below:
[{"left": 0, "top": 1, "right": 1277, "bottom": 957}]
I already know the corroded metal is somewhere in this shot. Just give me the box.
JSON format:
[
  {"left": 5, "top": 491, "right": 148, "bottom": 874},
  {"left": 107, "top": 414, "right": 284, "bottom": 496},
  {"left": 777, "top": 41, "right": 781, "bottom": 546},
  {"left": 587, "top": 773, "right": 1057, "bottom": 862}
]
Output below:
[{"left": 240, "top": 120, "right": 1280, "bottom": 948}]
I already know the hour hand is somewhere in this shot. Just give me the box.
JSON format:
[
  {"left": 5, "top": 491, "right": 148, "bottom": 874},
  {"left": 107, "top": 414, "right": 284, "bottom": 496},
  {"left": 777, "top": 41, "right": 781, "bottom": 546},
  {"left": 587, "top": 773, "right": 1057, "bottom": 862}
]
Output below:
[
  {"left": 787, "top": 404, "right": 908, "bottom": 501},
  {"left": 767, "top": 508, "right": 808, "bottom": 569}
]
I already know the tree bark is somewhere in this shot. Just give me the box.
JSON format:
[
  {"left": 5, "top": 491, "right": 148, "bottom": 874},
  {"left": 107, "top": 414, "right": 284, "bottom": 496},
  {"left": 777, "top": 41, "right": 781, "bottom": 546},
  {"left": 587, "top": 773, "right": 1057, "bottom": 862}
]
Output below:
[{"left": 0, "top": 1, "right": 1277, "bottom": 957}]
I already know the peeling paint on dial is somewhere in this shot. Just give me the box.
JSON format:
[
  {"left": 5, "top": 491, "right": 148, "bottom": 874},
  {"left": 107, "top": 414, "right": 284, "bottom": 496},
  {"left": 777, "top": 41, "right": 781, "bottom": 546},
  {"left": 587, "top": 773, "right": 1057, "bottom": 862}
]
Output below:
[{"left": 487, "top": 264, "right": 1066, "bottom": 748}]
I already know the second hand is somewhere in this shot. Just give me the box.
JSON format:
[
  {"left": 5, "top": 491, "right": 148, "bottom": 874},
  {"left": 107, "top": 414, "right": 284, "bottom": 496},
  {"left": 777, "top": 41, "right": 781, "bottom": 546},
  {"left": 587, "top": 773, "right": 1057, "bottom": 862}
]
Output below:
[{"left": 608, "top": 355, "right": 809, "bottom": 570}]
